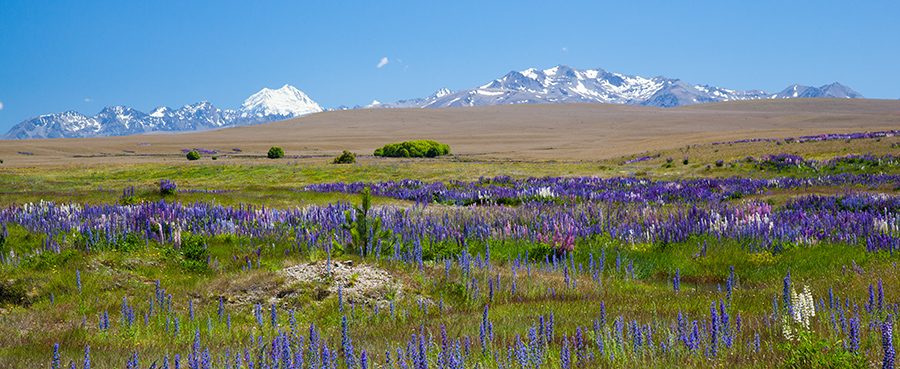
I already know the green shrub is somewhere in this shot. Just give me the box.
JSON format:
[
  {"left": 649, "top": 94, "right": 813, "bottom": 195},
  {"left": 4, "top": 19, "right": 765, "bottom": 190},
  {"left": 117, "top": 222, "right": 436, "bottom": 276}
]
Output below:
[
  {"left": 186, "top": 150, "right": 201, "bottom": 160},
  {"left": 267, "top": 146, "right": 285, "bottom": 159},
  {"left": 212, "top": 156, "right": 217, "bottom": 160},
  {"left": 373, "top": 140, "right": 450, "bottom": 158},
  {"left": 333, "top": 150, "right": 356, "bottom": 164},
  {"left": 180, "top": 233, "right": 209, "bottom": 272}
]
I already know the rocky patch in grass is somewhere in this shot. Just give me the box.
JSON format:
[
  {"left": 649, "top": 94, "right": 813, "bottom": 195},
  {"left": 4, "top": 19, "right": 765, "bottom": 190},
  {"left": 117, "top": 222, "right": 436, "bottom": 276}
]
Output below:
[
  {"left": 212, "top": 260, "right": 402, "bottom": 309},
  {"left": 280, "top": 260, "right": 402, "bottom": 306}
]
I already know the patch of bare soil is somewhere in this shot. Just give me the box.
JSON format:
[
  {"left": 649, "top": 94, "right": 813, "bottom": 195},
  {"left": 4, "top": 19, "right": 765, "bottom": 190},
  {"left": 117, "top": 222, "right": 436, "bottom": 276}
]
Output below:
[
  {"left": 212, "top": 260, "right": 403, "bottom": 309},
  {"left": 280, "top": 259, "right": 402, "bottom": 306}
]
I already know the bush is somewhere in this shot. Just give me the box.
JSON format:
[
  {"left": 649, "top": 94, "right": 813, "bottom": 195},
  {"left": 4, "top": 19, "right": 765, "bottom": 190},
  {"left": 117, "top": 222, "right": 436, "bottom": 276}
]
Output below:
[
  {"left": 715, "top": 160, "right": 724, "bottom": 167},
  {"left": 333, "top": 150, "right": 356, "bottom": 164},
  {"left": 180, "top": 233, "right": 210, "bottom": 272},
  {"left": 186, "top": 150, "right": 201, "bottom": 160},
  {"left": 682, "top": 157, "right": 689, "bottom": 165},
  {"left": 373, "top": 140, "right": 450, "bottom": 158},
  {"left": 212, "top": 156, "right": 217, "bottom": 160},
  {"left": 267, "top": 146, "right": 284, "bottom": 159}
]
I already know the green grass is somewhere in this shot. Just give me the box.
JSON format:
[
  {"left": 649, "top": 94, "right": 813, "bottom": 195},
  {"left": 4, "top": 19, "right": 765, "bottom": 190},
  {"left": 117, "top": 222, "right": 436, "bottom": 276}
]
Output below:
[{"left": 2, "top": 137, "right": 900, "bottom": 367}]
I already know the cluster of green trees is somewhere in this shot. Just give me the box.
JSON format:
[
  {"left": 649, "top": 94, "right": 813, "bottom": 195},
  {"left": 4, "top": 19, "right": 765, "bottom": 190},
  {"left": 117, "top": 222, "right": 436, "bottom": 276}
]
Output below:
[{"left": 373, "top": 140, "right": 450, "bottom": 158}]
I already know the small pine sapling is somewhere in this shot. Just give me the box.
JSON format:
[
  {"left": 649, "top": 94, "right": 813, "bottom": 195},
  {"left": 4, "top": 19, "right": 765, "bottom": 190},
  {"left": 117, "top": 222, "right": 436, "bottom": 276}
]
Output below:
[{"left": 338, "top": 187, "right": 392, "bottom": 256}]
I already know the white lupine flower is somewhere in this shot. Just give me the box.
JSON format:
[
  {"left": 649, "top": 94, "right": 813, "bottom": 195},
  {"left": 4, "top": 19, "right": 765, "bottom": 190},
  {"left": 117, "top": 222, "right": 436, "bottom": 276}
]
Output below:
[
  {"left": 535, "top": 187, "right": 556, "bottom": 198},
  {"left": 784, "top": 285, "right": 816, "bottom": 339}
]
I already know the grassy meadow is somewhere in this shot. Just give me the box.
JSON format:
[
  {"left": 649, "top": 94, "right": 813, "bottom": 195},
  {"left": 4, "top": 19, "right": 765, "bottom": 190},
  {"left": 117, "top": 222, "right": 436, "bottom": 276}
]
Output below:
[{"left": 1, "top": 131, "right": 900, "bottom": 368}]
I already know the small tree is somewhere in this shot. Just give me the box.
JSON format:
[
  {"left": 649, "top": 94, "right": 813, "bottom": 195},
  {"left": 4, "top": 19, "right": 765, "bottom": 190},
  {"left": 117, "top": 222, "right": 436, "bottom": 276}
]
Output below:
[
  {"left": 339, "top": 187, "right": 392, "bottom": 257},
  {"left": 186, "top": 150, "right": 201, "bottom": 160},
  {"left": 267, "top": 146, "right": 285, "bottom": 159},
  {"left": 333, "top": 150, "right": 356, "bottom": 164}
]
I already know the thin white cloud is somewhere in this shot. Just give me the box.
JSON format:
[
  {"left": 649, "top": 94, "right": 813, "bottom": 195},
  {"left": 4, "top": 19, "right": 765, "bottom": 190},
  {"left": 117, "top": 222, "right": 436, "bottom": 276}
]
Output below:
[
  {"left": 0, "top": 101, "right": 3, "bottom": 110},
  {"left": 377, "top": 57, "right": 389, "bottom": 68},
  {"left": 562, "top": 47, "right": 568, "bottom": 52},
  {"left": 84, "top": 98, "right": 92, "bottom": 102}
]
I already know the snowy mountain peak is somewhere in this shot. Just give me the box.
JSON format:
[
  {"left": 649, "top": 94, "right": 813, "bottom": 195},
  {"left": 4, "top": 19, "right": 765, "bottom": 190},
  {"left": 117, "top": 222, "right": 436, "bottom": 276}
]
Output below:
[
  {"left": 429, "top": 88, "right": 453, "bottom": 99},
  {"left": 773, "top": 82, "right": 863, "bottom": 99},
  {"left": 149, "top": 107, "right": 171, "bottom": 118},
  {"left": 4, "top": 84, "right": 326, "bottom": 139},
  {"left": 370, "top": 66, "right": 864, "bottom": 110},
  {"left": 240, "top": 84, "right": 324, "bottom": 118}
]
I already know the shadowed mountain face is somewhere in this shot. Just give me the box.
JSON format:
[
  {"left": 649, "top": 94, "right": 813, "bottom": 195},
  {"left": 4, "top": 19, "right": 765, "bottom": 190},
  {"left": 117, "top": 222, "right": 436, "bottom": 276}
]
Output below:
[
  {"left": 3, "top": 85, "right": 323, "bottom": 140},
  {"left": 774, "top": 82, "right": 864, "bottom": 99},
  {"left": 370, "top": 65, "right": 863, "bottom": 109}
]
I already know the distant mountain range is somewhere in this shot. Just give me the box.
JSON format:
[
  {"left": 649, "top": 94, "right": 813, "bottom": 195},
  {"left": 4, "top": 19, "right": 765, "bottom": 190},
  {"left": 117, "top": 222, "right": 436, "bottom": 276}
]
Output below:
[
  {"left": 2, "top": 85, "right": 323, "bottom": 140},
  {"left": 2, "top": 65, "right": 864, "bottom": 139},
  {"left": 369, "top": 65, "right": 863, "bottom": 109}
]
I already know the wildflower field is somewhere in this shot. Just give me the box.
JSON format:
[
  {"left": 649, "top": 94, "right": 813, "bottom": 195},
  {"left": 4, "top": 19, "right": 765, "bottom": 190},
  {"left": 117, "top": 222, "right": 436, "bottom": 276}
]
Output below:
[{"left": 3, "top": 131, "right": 900, "bottom": 368}]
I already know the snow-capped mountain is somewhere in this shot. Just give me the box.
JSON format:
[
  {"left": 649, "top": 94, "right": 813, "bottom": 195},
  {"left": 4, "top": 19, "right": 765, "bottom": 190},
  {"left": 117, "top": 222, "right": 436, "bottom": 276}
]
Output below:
[
  {"left": 3, "top": 85, "right": 323, "bottom": 140},
  {"left": 240, "top": 84, "right": 323, "bottom": 119},
  {"left": 369, "top": 65, "right": 863, "bottom": 109},
  {"left": 773, "top": 82, "right": 864, "bottom": 99}
]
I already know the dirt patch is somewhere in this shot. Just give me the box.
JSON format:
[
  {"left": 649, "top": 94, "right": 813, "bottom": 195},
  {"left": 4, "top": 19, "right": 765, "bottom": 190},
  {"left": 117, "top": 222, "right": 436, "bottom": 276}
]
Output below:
[
  {"left": 211, "top": 260, "right": 403, "bottom": 309},
  {"left": 280, "top": 260, "right": 402, "bottom": 307}
]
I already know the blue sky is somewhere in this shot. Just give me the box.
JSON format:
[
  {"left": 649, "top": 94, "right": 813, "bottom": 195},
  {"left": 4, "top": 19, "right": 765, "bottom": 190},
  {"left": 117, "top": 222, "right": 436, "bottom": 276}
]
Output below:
[{"left": 1, "top": 0, "right": 898, "bottom": 133}]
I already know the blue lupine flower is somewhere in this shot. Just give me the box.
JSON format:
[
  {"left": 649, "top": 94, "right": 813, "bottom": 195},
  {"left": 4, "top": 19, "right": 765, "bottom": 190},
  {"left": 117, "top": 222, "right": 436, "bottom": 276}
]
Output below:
[
  {"left": 82, "top": 345, "right": 90, "bottom": 369},
  {"left": 52, "top": 343, "right": 60, "bottom": 369},
  {"left": 883, "top": 315, "right": 894, "bottom": 369}
]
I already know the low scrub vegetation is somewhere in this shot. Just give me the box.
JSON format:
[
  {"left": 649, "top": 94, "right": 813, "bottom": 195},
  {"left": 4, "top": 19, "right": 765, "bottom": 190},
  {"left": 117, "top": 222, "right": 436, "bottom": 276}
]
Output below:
[
  {"left": 267, "top": 146, "right": 285, "bottom": 159},
  {"left": 333, "top": 150, "right": 356, "bottom": 164},
  {"left": 373, "top": 139, "right": 450, "bottom": 158}
]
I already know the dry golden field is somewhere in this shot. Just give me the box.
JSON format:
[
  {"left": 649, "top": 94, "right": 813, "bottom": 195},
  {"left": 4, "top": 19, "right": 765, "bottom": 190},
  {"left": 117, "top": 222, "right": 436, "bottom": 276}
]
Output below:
[{"left": 1, "top": 98, "right": 898, "bottom": 167}]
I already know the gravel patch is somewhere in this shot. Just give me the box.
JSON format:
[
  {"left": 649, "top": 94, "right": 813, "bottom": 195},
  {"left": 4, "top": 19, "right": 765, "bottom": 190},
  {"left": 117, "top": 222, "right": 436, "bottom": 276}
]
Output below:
[{"left": 280, "top": 260, "right": 402, "bottom": 307}]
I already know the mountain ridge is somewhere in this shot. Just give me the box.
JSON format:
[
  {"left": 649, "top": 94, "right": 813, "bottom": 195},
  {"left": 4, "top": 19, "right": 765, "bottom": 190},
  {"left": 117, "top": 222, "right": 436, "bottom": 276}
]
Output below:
[
  {"left": 3, "top": 66, "right": 865, "bottom": 140},
  {"left": 2, "top": 85, "right": 323, "bottom": 140},
  {"left": 369, "top": 65, "right": 863, "bottom": 110}
]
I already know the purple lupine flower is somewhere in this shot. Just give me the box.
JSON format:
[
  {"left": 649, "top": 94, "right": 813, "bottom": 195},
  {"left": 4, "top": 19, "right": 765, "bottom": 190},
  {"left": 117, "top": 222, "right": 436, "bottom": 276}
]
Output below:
[
  {"left": 52, "top": 343, "right": 60, "bottom": 369},
  {"left": 849, "top": 316, "right": 861, "bottom": 353},
  {"left": 883, "top": 315, "right": 894, "bottom": 369},
  {"left": 82, "top": 345, "right": 90, "bottom": 369},
  {"left": 488, "top": 278, "right": 494, "bottom": 301},
  {"left": 673, "top": 269, "right": 680, "bottom": 292},
  {"left": 270, "top": 303, "right": 278, "bottom": 328},
  {"left": 783, "top": 271, "right": 792, "bottom": 317},
  {"left": 710, "top": 303, "right": 718, "bottom": 356},
  {"left": 160, "top": 179, "right": 177, "bottom": 195},
  {"left": 342, "top": 315, "right": 357, "bottom": 369},
  {"left": 869, "top": 284, "right": 877, "bottom": 314}
]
